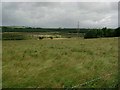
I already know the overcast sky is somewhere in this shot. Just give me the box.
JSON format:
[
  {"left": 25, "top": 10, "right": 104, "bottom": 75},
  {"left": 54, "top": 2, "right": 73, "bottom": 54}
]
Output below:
[{"left": 2, "top": 2, "right": 118, "bottom": 28}]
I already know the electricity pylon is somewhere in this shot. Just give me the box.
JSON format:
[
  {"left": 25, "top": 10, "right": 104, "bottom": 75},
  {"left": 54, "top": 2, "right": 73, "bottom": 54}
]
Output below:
[{"left": 77, "top": 21, "right": 79, "bottom": 37}]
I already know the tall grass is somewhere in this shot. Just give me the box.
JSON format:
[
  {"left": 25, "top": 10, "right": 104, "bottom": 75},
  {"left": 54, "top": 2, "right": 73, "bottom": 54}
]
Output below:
[{"left": 2, "top": 37, "right": 118, "bottom": 88}]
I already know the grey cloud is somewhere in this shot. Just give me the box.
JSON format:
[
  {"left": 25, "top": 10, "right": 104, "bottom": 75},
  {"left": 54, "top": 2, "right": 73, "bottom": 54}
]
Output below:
[
  {"left": 118, "top": 2, "right": 120, "bottom": 27},
  {"left": 2, "top": 2, "right": 118, "bottom": 28},
  {"left": 0, "top": 3, "right": 2, "bottom": 26}
]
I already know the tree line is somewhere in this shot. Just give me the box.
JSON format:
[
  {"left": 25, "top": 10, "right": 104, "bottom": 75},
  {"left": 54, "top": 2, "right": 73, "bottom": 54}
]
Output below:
[
  {"left": 84, "top": 27, "right": 120, "bottom": 38},
  {"left": 2, "top": 26, "right": 120, "bottom": 39}
]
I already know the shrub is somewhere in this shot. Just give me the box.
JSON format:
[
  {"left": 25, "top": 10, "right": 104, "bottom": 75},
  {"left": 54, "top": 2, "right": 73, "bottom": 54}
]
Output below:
[
  {"left": 84, "top": 30, "right": 98, "bottom": 39},
  {"left": 49, "top": 37, "right": 53, "bottom": 39},
  {"left": 84, "top": 27, "right": 117, "bottom": 39},
  {"left": 114, "top": 27, "right": 120, "bottom": 37},
  {"left": 39, "top": 37, "right": 44, "bottom": 40}
]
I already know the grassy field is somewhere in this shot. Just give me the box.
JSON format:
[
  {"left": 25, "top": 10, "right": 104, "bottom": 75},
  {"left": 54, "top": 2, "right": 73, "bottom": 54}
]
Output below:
[{"left": 2, "top": 37, "right": 118, "bottom": 88}]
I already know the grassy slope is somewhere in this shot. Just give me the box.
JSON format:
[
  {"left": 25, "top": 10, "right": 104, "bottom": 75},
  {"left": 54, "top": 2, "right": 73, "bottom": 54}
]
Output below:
[{"left": 2, "top": 38, "right": 118, "bottom": 88}]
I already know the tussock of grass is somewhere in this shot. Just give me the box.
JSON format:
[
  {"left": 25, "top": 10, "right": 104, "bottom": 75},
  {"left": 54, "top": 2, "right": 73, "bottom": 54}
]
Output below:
[{"left": 2, "top": 38, "right": 118, "bottom": 88}]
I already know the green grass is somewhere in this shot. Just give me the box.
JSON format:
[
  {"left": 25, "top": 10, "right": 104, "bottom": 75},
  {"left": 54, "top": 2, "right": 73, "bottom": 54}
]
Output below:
[{"left": 2, "top": 37, "right": 118, "bottom": 88}]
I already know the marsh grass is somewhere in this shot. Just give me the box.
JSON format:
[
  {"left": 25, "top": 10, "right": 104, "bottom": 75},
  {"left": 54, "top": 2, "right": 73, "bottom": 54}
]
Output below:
[{"left": 2, "top": 38, "right": 118, "bottom": 88}]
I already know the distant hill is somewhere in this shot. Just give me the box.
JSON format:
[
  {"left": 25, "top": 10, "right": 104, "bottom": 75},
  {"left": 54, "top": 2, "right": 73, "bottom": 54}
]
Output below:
[
  {"left": 2, "top": 26, "right": 26, "bottom": 28},
  {"left": 1, "top": 26, "right": 89, "bottom": 33}
]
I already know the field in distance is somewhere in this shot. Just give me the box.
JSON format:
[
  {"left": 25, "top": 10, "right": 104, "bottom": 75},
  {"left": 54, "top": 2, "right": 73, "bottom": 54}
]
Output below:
[{"left": 2, "top": 37, "right": 118, "bottom": 88}]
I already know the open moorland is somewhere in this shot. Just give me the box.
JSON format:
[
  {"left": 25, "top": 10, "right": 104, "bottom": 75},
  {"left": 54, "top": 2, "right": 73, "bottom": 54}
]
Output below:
[{"left": 2, "top": 37, "right": 118, "bottom": 88}]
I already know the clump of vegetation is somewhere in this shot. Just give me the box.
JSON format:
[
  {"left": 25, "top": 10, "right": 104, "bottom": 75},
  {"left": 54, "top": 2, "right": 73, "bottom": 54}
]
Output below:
[
  {"left": 49, "top": 36, "right": 53, "bottom": 39},
  {"left": 114, "top": 27, "right": 120, "bottom": 37},
  {"left": 84, "top": 27, "right": 120, "bottom": 39},
  {"left": 39, "top": 36, "right": 44, "bottom": 40},
  {"left": 2, "top": 33, "right": 26, "bottom": 40}
]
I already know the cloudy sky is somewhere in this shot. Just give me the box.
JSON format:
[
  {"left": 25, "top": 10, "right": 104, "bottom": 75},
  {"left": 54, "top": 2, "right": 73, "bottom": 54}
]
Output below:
[{"left": 2, "top": 2, "right": 118, "bottom": 28}]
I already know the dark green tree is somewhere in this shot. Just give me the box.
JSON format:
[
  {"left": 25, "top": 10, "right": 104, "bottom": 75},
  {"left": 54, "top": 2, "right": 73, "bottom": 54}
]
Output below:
[{"left": 114, "top": 27, "right": 120, "bottom": 37}]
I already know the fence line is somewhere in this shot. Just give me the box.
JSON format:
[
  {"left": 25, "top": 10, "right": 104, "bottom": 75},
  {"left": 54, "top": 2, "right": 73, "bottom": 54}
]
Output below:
[{"left": 71, "top": 73, "right": 113, "bottom": 88}]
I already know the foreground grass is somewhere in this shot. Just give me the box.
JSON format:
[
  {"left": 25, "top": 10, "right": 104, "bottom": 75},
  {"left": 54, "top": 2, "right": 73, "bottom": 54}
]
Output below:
[{"left": 2, "top": 38, "right": 118, "bottom": 88}]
